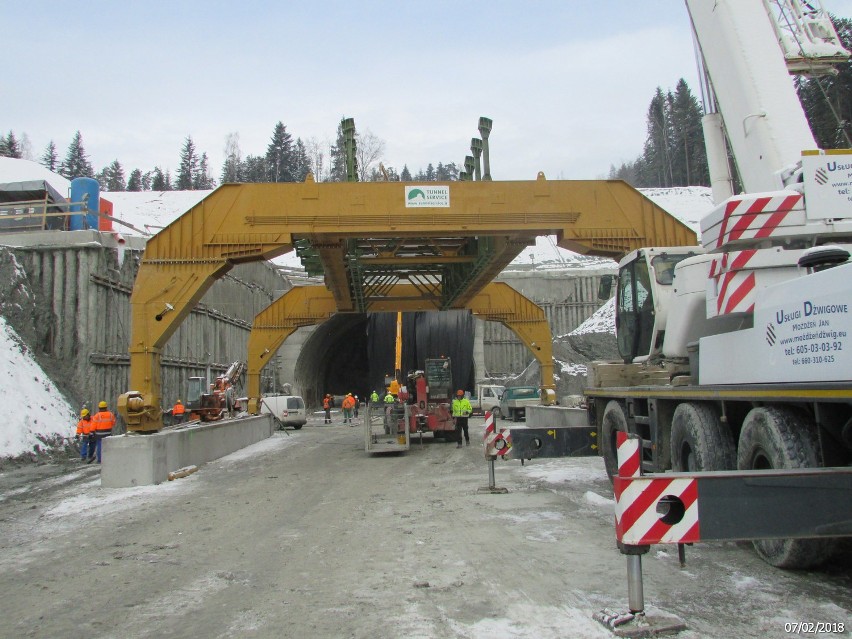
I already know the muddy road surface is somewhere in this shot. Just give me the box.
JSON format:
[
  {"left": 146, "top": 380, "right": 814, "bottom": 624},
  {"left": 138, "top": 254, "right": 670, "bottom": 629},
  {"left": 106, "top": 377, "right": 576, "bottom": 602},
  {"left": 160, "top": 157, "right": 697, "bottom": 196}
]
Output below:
[{"left": 0, "top": 416, "right": 849, "bottom": 639}]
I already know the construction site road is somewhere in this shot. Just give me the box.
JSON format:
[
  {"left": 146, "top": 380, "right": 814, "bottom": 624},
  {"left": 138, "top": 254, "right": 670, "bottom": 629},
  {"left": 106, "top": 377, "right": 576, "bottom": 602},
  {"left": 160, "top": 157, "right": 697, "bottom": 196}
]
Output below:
[{"left": 0, "top": 415, "right": 849, "bottom": 639}]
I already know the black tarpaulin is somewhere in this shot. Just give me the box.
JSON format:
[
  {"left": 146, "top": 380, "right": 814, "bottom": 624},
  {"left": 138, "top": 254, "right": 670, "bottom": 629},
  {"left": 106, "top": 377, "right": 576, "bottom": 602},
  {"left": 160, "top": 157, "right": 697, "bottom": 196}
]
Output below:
[{"left": 366, "top": 310, "right": 475, "bottom": 395}]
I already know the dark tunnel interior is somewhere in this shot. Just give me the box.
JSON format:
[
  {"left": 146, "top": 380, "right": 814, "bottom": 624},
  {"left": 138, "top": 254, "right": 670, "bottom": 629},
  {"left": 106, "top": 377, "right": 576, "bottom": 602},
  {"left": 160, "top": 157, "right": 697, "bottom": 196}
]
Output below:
[{"left": 294, "top": 311, "right": 475, "bottom": 408}]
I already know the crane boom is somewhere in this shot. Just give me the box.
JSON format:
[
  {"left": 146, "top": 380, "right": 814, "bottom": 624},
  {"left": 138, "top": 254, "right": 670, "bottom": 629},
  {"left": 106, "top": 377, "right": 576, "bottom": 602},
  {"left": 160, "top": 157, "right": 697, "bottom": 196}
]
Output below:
[{"left": 687, "top": 0, "right": 821, "bottom": 194}]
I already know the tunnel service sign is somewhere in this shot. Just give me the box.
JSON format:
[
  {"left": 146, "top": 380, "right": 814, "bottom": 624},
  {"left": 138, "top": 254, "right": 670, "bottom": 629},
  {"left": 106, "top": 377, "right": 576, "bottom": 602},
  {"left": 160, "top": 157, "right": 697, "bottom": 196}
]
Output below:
[{"left": 405, "top": 186, "right": 450, "bottom": 208}]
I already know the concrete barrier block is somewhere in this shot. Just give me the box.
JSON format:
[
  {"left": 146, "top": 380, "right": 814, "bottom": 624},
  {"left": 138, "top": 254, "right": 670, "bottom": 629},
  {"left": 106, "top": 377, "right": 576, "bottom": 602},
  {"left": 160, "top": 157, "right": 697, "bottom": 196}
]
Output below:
[
  {"left": 102, "top": 414, "right": 274, "bottom": 488},
  {"left": 526, "top": 404, "right": 589, "bottom": 428}
]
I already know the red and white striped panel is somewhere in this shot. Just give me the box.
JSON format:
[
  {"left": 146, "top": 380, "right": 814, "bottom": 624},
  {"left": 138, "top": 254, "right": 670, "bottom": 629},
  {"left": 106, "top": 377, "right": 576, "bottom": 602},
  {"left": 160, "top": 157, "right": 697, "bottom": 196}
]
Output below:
[
  {"left": 616, "top": 431, "right": 640, "bottom": 478},
  {"left": 614, "top": 475, "right": 701, "bottom": 545},
  {"left": 709, "top": 250, "right": 758, "bottom": 316},
  {"left": 703, "top": 193, "right": 803, "bottom": 249},
  {"left": 613, "top": 431, "right": 700, "bottom": 545},
  {"left": 483, "top": 411, "right": 512, "bottom": 457}
]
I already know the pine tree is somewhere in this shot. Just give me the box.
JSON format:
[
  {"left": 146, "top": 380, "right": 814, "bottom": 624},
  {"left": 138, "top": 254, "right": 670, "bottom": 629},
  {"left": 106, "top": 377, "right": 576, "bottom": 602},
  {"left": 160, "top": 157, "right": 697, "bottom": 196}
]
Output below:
[
  {"left": 103, "top": 160, "right": 126, "bottom": 191},
  {"left": 176, "top": 136, "right": 198, "bottom": 190},
  {"left": 608, "top": 160, "right": 641, "bottom": 186},
  {"left": 59, "top": 131, "right": 95, "bottom": 179},
  {"left": 40, "top": 141, "right": 58, "bottom": 171},
  {"left": 151, "top": 167, "right": 171, "bottom": 191},
  {"left": 221, "top": 132, "right": 242, "bottom": 183},
  {"left": 2, "top": 131, "right": 22, "bottom": 158},
  {"left": 328, "top": 120, "right": 347, "bottom": 182},
  {"left": 292, "top": 138, "right": 311, "bottom": 182},
  {"left": 194, "top": 152, "right": 215, "bottom": 189},
  {"left": 669, "top": 79, "right": 708, "bottom": 186},
  {"left": 425, "top": 163, "right": 435, "bottom": 181},
  {"left": 638, "top": 88, "right": 674, "bottom": 187},
  {"left": 241, "top": 155, "right": 268, "bottom": 183},
  {"left": 142, "top": 171, "right": 153, "bottom": 191},
  {"left": 127, "top": 169, "right": 143, "bottom": 191},
  {"left": 400, "top": 165, "right": 412, "bottom": 181},
  {"left": 266, "top": 122, "right": 294, "bottom": 182},
  {"left": 95, "top": 167, "right": 109, "bottom": 191}
]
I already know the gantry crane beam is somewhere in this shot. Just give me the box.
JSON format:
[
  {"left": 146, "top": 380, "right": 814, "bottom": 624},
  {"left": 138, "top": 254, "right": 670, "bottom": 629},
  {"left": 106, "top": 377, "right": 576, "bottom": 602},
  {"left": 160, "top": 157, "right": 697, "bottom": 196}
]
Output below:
[
  {"left": 118, "top": 176, "right": 695, "bottom": 431},
  {"left": 244, "top": 282, "right": 555, "bottom": 414}
]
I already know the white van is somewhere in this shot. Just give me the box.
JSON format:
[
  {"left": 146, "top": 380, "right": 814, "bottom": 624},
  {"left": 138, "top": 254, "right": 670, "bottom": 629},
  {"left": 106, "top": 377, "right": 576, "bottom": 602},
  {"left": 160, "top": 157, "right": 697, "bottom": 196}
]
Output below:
[{"left": 260, "top": 395, "right": 307, "bottom": 429}]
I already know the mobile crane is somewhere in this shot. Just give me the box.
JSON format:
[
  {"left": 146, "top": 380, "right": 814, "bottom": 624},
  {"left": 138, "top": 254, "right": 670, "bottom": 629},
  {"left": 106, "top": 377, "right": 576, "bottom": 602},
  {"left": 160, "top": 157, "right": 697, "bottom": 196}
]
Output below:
[{"left": 585, "top": 0, "right": 851, "bottom": 569}]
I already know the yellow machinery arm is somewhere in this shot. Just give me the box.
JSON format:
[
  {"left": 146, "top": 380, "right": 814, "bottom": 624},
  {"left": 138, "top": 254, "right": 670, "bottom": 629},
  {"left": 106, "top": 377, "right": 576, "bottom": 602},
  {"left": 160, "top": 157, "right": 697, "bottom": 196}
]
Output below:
[{"left": 119, "top": 176, "right": 695, "bottom": 431}]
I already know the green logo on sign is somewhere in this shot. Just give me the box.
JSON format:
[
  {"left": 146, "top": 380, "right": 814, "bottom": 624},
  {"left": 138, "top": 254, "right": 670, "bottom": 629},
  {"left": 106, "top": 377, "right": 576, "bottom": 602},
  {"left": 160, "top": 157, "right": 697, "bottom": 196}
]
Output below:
[{"left": 407, "top": 188, "right": 426, "bottom": 202}]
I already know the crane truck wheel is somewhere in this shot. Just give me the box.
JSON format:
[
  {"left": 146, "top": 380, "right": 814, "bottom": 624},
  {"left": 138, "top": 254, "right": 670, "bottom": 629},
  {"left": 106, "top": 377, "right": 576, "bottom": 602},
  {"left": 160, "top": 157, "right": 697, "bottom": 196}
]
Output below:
[
  {"left": 737, "top": 406, "right": 835, "bottom": 569},
  {"left": 601, "top": 400, "right": 629, "bottom": 481},
  {"left": 670, "top": 403, "right": 735, "bottom": 472}
]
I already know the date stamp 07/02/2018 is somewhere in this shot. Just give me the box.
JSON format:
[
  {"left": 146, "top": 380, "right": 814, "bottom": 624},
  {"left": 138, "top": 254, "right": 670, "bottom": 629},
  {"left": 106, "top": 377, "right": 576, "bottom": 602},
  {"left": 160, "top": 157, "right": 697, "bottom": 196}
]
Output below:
[{"left": 784, "top": 622, "right": 846, "bottom": 634}]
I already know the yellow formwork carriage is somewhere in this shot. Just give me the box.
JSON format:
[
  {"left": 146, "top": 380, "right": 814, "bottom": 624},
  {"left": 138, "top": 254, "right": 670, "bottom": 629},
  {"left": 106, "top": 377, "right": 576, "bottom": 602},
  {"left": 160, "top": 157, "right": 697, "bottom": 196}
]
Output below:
[
  {"left": 120, "top": 175, "right": 696, "bottom": 431},
  {"left": 243, "top": 282, "right": 555, "bottom": 414}
]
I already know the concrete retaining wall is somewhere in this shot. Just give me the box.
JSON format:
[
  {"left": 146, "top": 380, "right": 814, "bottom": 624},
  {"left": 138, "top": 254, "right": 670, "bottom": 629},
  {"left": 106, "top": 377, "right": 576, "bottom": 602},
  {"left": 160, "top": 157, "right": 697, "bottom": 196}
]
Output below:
[
  {"left": 2, "top": 231, "right": 292, "bottom": 424},
  {"left": 526, "top": 404, "right": 589, "bottom": 428},
  {"left": 101, "top": 414, "right": 274, "bottom": 487}
]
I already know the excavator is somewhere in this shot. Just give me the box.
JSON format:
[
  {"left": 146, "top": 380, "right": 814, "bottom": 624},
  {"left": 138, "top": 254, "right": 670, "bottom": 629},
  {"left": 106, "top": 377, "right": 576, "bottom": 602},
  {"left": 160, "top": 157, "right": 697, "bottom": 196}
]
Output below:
[{"left": 186, "top": 361, "right": 245, "bottom": 422}]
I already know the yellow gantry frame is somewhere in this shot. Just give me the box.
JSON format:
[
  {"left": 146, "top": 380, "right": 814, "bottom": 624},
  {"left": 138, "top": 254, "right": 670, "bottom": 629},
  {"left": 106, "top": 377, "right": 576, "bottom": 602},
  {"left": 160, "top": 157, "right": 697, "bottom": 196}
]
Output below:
[
  {"left": 121, "top": 176, "right": 696, "bottom": 431},
  {"left": 244, "top": 282, "right": 554, "bottom": 413}
]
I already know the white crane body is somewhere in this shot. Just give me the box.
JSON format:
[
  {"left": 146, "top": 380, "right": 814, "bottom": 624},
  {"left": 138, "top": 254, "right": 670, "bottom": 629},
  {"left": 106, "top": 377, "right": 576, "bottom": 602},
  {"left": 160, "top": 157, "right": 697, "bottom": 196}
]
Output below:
[{"left": 586, "top": 0, "right": 852, "bottom": 569}]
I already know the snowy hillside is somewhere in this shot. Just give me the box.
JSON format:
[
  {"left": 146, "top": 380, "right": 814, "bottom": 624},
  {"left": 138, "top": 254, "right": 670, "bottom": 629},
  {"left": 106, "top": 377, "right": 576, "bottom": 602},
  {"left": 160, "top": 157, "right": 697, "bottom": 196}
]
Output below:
[{"left": 0, "top": 316, "right": 75, "bottom": 458}]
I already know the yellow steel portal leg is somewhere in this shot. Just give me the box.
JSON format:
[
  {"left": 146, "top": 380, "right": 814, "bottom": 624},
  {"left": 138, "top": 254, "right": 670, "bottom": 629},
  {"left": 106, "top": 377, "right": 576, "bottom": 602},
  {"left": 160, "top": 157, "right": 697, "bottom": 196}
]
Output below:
[{"left": 246, "top": 287, "right": 337, "bottom": 414}]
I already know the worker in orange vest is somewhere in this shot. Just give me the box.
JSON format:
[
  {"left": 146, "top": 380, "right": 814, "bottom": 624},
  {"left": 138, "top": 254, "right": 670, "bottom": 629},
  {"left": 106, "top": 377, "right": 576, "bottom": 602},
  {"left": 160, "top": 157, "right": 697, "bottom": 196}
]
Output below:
[
  {"left": 173, "top": 399, "right": 186, "bottom": 424},
  {"left": 342, "top": 393, "right": 356, "bottom": 425},
  {"left": 75, "top": 408, "right": 93, "bottom": 461},
  {"left": 88, "top": 400, "right": 116, "bottom": 464},
  {"left": 322, "top": 394, "right": 333, "bottom": 424}
]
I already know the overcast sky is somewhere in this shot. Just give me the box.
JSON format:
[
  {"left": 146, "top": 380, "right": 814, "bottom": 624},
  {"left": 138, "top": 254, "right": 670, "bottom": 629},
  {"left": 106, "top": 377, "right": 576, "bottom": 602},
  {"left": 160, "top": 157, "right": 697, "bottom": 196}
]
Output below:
[{"left": 4, "top": 1, "right": 852, "bottom": 181}]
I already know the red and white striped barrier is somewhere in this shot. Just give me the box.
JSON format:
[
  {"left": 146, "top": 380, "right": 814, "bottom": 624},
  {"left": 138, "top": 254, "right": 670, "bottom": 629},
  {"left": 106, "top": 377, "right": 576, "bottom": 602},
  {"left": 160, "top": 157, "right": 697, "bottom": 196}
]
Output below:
[
  {"left": 483, "top": 411, "right": 511, "bottom": 457},
  {"left": 613, "top": 431, "right": 700, "bottom": 545}
]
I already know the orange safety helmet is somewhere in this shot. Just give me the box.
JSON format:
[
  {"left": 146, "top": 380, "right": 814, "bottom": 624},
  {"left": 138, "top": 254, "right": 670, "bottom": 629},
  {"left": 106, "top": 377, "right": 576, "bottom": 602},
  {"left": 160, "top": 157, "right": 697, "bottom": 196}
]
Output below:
[{"left": 456, "top": 389, "right": 464, "bottom": 396}]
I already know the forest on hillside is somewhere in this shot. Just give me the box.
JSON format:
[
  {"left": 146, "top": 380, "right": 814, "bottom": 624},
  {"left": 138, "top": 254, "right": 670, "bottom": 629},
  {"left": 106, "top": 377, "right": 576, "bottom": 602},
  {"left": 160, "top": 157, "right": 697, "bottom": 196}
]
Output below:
[{"left": 2, "top": 17, "right": 849, "bottom": 192}]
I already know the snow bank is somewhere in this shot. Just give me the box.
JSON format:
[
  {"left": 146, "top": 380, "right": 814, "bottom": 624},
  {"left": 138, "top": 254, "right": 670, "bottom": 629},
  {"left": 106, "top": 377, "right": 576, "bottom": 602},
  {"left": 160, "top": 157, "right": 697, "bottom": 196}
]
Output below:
[
  {"left": 568, "top": 297, "right": 615, "bottom": 336},
  {"left": 0, "top": 316, "right": 75, "bottom": 457}
]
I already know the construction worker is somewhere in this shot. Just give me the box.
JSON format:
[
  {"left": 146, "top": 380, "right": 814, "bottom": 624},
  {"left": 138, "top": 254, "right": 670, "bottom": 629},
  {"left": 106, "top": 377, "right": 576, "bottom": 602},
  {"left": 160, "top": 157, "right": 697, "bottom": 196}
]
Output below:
[
  {"left": 323, "top": 394, "right": 333, "bottom": 424},
  {"left": 88, "top": 400, "right": 116, "bottom": 464},
  {"left": 342, "top": 393, "right": 356, "bottom": 425},
  {"left": 353, "top": 395, "right": 360, "bottom": 418},
  {"left": 172, "top": 399, "right": 186, "bottom": 424},
  {"left": 388, "top": 378, "right": 401, "bottom": 397},
  {"left": 75, "top": 408, "right": 92, "bottom": 461},
  {"left": 370, "top": 390, "right": 379, "bottom": 406},
  {"left": 451, "top": 389, "right": 473, "bottom": 448},
  {"left": 383, "top": 390, "right": 396, "bottom": 432}
]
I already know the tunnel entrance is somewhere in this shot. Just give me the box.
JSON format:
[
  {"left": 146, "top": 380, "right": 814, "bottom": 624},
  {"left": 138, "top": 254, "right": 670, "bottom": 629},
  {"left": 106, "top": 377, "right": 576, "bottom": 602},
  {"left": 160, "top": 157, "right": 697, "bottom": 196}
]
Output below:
[{"left": 294, "top": 311, "right": 475, "bottom": 408}]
